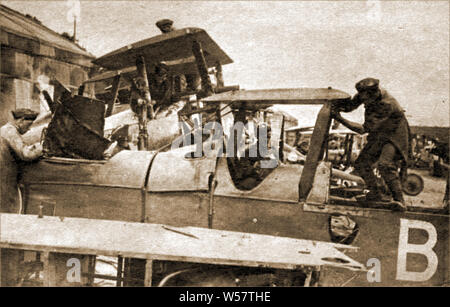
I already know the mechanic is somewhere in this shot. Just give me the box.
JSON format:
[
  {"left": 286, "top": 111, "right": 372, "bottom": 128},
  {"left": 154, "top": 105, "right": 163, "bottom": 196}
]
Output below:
[
  {"left": 0, "top": 109, "right": 43, "bottom": 213},
  {"left": 156, "top": 19, "right": 203, "bottom": 95},
  {"left": 332, "top": 78, "right": 411, "bottom": 210},
  {"left": 156, "top": 19, "right": 175, "bottom": 34}
]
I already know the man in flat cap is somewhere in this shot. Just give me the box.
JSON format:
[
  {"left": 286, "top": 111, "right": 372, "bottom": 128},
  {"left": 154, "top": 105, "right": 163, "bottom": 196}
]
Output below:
[
  {"left": 332, "top": 78, "right": 411, "bottom": 210},
  {"left": 156, "top": 19, "right": 175, "bottom": 34},
  {"left": 1, "top": 109, "right": 43, "bottom": 212}
]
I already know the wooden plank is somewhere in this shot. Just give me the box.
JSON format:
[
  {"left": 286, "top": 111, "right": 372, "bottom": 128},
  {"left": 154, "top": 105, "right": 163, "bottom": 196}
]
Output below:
[
  {"left": 42, "top": 252, "right": 56, "bottom": 287},
  {"left": 93, "top": 28, "right": 232, "bottom": 72},
  {"left": 144, "top": 259, "right": 153, "bottom": 287},
  {"left": 215, "top": 62, "right": 224, "bottom": 87},
  {"left": 304, "top": 269, "right": 313, "bottom": 287},
  {"left": 306, "top": 162, "right": 331, "bottom": 205},
  {"left": 84, "top": 66, "right": 137, "bottom": 84},
  {"left": 0, "top": 213, "right": 365, "bottom": 272},
  {"left": 202, "top": 88, "right": 351, "bottom": 106},
  {"left": 21, "top": 150, "right": 154, "bottom": 189},
  {"left": 87, "top": 255, "right": 96, "bottom": 286},
  {"left": 299, "top": 102, "right": 333, "bottom": 200},
  {"left": 135, "top": 56, "right": 152, "bottom": 148},
  {"left": 116, "top": 256, "right": 123, "bottom": 287},
  {"left": 105, "top": 75, "right": 121, "bottom": 117},
  {"left": 192, "top": 40, "right": 213, "bottom": 97}
]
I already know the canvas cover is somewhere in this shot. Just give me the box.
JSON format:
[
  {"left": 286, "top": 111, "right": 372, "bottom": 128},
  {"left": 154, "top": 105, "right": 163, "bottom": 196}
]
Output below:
[{"left": 43, "top": 95, "right": 110, "bottom": 160}]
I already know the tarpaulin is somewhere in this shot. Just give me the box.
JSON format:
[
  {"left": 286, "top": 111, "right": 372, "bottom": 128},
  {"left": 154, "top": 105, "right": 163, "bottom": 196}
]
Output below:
[{"left": 43, "top": 94, "right": 110, "bottom": 160}]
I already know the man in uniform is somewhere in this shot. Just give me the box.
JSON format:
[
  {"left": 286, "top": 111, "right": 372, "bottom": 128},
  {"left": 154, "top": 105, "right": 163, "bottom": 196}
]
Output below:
[
  {"left": 0, "top": 109, "right": 43, "bottom": 213},
  {"left": 332, "top": 78, "right": 410, "bottom": 210},
  {"left": 156, "top": 19, "right": 175, "bottom": 34},
  {"left": 155, "top": 19, "right": 203, "bottom": 95}
]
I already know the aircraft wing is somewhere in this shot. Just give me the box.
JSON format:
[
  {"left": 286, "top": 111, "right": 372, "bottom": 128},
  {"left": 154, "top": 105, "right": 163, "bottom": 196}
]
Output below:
[
  {"left": 93, "top": 27, "right": 233, "bottom": 74},
  {"left": 0, "top": 213, "right": 365, "bottom": 272},
  {"left": 201, "top": 88, "right": 351, "bottom": 109},
  {"left": 329, "top": 127, "right": 359, "bottom": 135},
  {"left": 285, "top": 125, "right": 315, "bottom": 133}
]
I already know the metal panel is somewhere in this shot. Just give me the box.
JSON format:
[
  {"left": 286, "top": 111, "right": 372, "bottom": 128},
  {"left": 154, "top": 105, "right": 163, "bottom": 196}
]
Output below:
[
  {"left": 146, "top": 192, "right": 209, "bottom": 228},
  {"left": 213, "top": 157, "right": 301, "bottom": 203},
  {"left": 212, "top": 195, "right": 449, "bottom": 286},
  {"left": 322, "top": 210, "right": 449, "bottom": 287},
  {"left": 147, "top": 146, "right": 216, "bottom": 192},
  {"left": 25, "top": 185, "right": 143, "bottom": 222},
  {"left": 212, "top": 195, "right": 331, "bottom": 241},
  {"left": 21, "top": 150, "right": 155, "bottom": 189}
]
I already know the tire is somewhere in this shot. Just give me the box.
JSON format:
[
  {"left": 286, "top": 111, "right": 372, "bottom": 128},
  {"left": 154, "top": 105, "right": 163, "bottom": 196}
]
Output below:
[{"left": 402, "top": 173, "right": 424, "bottom": 196}]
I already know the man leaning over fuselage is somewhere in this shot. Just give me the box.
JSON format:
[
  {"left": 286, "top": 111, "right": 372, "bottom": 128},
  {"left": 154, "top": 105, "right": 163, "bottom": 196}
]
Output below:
[
  {"left": 0, "top": 109, "right": 43, "bottom": 213},
  {"left": 332, "top": 78, "right": 411, "bottom": 211}
]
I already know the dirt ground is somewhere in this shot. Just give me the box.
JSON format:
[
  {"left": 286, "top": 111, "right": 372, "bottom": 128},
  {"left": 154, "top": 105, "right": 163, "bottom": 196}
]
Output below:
[{"left": 405, "top": 169, "right": 448, "bottom": 209}]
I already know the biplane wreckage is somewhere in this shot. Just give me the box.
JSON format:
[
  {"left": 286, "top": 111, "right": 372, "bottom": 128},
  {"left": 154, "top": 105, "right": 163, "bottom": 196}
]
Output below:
[{"left": 0, "top": 26, "right": 448, "bottom": 287}]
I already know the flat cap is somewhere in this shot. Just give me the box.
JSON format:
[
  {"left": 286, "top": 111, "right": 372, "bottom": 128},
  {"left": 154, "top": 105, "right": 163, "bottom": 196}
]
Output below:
[
  {"left": 156, "top": 19, "right": 173, "bottom": 28},
  {"left": 11, "top": 108, "right": 39, "bottom": 120},
  {"left": 355, "top": 78, "right": 379, "bottom": 92}
]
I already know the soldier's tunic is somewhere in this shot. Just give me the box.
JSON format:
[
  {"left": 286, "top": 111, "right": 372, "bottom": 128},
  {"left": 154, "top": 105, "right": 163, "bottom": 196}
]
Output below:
[
  {"left": 342, "top": 88, "right": 411, "bottom": 202},
  {"left": 0, "top": 122, "right": 42, "bottom": 213},
  {"left": 342, "top": 89, "right": 410, "bottom": 165}
]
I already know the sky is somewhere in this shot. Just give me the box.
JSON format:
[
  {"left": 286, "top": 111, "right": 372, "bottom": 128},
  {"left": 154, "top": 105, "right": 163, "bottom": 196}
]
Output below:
[{"left": 2, "top": 0, "right": 449, "bottom": 127}]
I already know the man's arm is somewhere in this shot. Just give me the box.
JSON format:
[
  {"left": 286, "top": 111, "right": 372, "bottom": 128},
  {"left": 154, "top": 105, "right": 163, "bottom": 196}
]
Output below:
[
  {"left": 340, "top": 94, "right": 363, "bottom": 113},
  {"left": 332, "top": 111, "right": 365, "bottom": 135},
  {"left": 331, "top": 93, "right": 365, "bottom": 134},
  {"left": 4, "top": 126, "right": 43, "bottom": 161}
]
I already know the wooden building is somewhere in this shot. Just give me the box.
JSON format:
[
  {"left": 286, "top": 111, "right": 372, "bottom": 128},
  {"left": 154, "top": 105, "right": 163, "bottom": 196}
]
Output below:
[{"left": 0, "top": 4, "right": 95, "bottom": 125}]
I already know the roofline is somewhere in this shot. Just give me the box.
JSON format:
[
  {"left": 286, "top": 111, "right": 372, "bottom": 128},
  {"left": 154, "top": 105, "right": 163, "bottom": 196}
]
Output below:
[{"left": 0, "top": 4, "right": 95, "bottom": 59}]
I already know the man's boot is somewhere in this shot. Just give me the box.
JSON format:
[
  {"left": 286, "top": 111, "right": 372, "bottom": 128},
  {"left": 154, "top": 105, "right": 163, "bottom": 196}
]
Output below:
[
  {"left": 356, "top": 187, "right": 391, "bottom": 203},
  {"left": 385, "top": 179, "right": 407, "bottom": 211},
  {"left": 355, "top": 165, "right": 390, "bottom": 203}
]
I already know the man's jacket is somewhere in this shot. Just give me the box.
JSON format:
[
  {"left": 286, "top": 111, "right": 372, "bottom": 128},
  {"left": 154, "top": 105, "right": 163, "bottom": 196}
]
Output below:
[
  {"left": 342, "top": 89, "right": 411, "bottom": 163},
  {"left": 0, "top": 122, "right": 42, "bottom": 212}
]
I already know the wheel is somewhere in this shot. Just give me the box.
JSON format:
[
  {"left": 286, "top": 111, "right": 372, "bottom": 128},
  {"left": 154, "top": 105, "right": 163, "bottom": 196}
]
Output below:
[{"left": 402, "top": 173, "right": 424, "bottom": 196}]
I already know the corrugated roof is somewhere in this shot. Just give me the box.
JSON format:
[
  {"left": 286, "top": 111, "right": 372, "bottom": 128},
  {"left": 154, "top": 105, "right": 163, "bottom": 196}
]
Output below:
[{"left": 0, "top": 4, "right": 94, "bottom": 59}]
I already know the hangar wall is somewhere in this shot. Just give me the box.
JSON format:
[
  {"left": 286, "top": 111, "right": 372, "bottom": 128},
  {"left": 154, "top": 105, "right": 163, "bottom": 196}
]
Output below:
[{"left": 0, "top": 4, "right": 95, "bottom": 126}]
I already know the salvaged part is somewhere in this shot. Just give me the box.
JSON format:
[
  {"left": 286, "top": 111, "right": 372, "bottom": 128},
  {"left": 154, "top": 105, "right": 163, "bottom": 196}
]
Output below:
[
  {"left": 43, "top": 94, "right": 110, "bottom": 160},
  {"left": 0, "top": 213, "right": 366, "bottom": 286}
]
